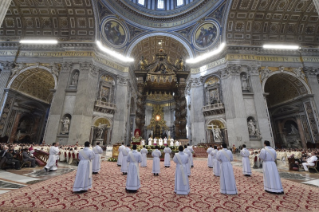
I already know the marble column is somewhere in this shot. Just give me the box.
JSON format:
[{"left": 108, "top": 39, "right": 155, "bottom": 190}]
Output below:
[
  {"left": 296, "top": 117, "right": 307, "bottom": 149},
  {"left": 111, "top": 76, "right": 129, "bottom": 144},
  {"left": 0, "top": 0, "right": 11, "bottom": 28},
  {"left": 221, "top": 66, "right": 250, "bottom": 147},
  {"left": 9, "top": 111, "right": 21, "bottom": 143},
  {"left": 249, "top": 67, "right": 273, "bottom": 147},
  {"left": 189, "top": 78, "right": 206, "bottom": 144},
  {"left": 314, "top": 0, "right": 319, "bottom": 15},
  {"left": 68, "top": 62, "right": 99, "bottom": 144},
  {"left": 0, "top": 62, "right": 13, "bottom": 104},
  {"left": 44, "top": 63, "right": 71, "bottom": 144},
  {"left": 305, "top": 69, "right": 319, "bottom": 113}
]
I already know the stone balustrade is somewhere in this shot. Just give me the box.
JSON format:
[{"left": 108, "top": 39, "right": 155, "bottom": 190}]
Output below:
[
  {"left": 94, "top": 100, "right": 116, "bottom": 114},
  {"left": 203, "top": 103, "right": 225, "bottom": 116}
]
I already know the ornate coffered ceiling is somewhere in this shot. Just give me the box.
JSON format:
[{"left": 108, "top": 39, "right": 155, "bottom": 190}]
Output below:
[
  {"left": 131, "top": 36, "right": 189, "bottom": 69},
  {"left": 265, "top": 73, "right": 308, "bottom": 107},
  {"left": 0, "top": 0, "right": 95, "bottom": 41},
  {"left": 227, "top": 0, "right": 319, "bottom": 46},
  {"left": 11, "top": 68, "right": 55, "bottom": 103}
]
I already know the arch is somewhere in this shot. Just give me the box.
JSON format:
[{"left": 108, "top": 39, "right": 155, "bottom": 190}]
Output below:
[
  {"left": 126, "top": 32, "right": 194, "bottom": 58},
  {"left": 7, "top": 65, "right": 57, "bottom": 89},
  {"left": 262, "top": 71, "right": 311, "bottom": 95},
  {"left": 206, "top": 118, "right": 226, "bottom": 129},
  {"left": 92, "top": 116, "right": 112, "bottom": 127}
]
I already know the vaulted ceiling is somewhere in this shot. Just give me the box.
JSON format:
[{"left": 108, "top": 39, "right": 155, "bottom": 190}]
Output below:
[
  {"left": 227, "top": 0, "right": 319, "bottom": 47},
  {"left": 0, "top": 0, "right": 95, "bottom": 41}
]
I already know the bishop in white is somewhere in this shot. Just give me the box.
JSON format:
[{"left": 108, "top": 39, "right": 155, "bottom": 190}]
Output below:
[
  {"left": 163, "top": 146, "right": 172, "bottom": 167},
  {"left": 259, "top": 140, "right": 284, "bottom": 194},
  {"left": 73, "top": 141, "right": 95, "bottom": 193},
  {"left": 92, "top": 142, "right": 103, "bottom": 174},
  {"left": 173, "top": 146, "right": 190, "bottom": 195},
  {"left": 240, "top": 144, "right": 252, "bottom": 176},
  {"left": 216, "top": 143, "right": 237, "bottom": 195},
  {"left": 126, "top": 144, "right": 142, "bottom": 193}
]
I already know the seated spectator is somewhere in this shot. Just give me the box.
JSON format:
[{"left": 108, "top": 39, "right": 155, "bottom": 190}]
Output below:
[
  {"left": 302, "top": 152, "right": 318, "bottom": 171},
  {"left": 22, "top": 148, "right": 36, "bottom": 167},
  {"left": 5, "top": 149, "right": 21, "bottom": 170}
]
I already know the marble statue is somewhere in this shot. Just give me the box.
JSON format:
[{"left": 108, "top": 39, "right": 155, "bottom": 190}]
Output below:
[
  {"left": 261, "top": 67, "right": 271, "bottom": 80},
  {"left": 213, "top": 126, "right": 223, "bottom": 143},
  {"left": 248, "top": 119, "right": 256, "bottom": 136},
  {"left": 61, "top": 117, "right": 70, "bottom": 134},
  {"left": 289, "top": 124, "right": 299, "bottom": 135},
  {"left": 241, "top": 74, "right": 249, "bottom": 90},
  {"left": 138, "top": 56, "right": 148, "bottom": 70},
  {"left": 71, "top": 72, "right": 79, "bottom": 85},
  {"left": 175, "top": 57, "right": 185, "bottom": 71},
  {"left": 96, "top": 124, "right": 104, "bottom": 139}
]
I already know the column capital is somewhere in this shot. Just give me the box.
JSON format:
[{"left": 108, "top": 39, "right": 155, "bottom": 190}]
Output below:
[{"left": 0, "top": 61, "right": 14, "bottom": 73}]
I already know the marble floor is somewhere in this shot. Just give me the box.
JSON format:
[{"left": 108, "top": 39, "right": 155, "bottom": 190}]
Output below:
[{"left": 0, "top": 151, "right": 318, "bottom": 196}]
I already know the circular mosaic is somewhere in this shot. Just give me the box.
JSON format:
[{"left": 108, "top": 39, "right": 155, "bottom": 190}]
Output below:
[
  {"left": 102, "top": 19, "right": 128, "bottom": 48},
  {"left": 193, "top": 22, "right": 219, "bottom": 50}
]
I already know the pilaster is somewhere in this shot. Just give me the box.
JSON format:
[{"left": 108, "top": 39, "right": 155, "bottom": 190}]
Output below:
[
  {"left": 0, "top": 62, "right": 13, "bottom": 104},
  {"left": 304, "top": 67, "right": 319, "bottom": 114},
  {"left": 0, "top": 0, "right": 11, "bottom": 27}
]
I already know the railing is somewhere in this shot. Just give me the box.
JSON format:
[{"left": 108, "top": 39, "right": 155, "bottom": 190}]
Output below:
[
  {"left": 203, "top": 103, "right": 225, "bottom": 116},
  {"left": 94, "top": 100, "right": 116, "bottom": 114}
]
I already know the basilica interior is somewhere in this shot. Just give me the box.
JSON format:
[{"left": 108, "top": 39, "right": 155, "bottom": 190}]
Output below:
[{"left": 0, "top": 0, "right": 318, "bottom": 149}]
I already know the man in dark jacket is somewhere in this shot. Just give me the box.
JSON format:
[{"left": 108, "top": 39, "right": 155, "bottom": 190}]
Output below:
[
  {"left": 22, "top": 149, "right": 36, "bottom": 167},
  {"left": 5, "top": 149, "right": 21, "bottom": 170}
]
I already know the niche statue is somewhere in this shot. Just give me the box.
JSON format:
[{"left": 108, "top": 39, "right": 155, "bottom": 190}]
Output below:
[
  {"left": 61, "top": 117, "right": 70, "bottom": 134},
  {"left": 71, "top": 72, "right": 79, "bottom": 86}
]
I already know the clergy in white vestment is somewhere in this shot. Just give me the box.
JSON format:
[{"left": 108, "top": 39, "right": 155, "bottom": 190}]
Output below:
[
  {"left": 211, "top": 146, "right": 220, "bottom": 176},
  {"left": 175, "top": 140, "right": 179, "bottom": 146},
  {"left": 121, "top": 144, "right": 131, "bottom": 175},
  {"left": 159, "top": 138, "right": 163, "bottom": 146},
  {"left": 152, "top": 146, "right": 161, "bottom": 176},
  {"left": 302, "top": 152, "right": 318, "bottom": 171},
  {"left": 125, "top": 145, "right": 142, "bottom": 193},
  {"left": 170, "top": 139, "right": 174, "bottom": 147},
  {"left": 187, "top": 145, "right": 194, "bottom": 168},
  {"left": 216, "top": 143, "right": 237, "bottom": 195},
  {"left": 259, "top": 140, "right": 284, "bottom": 194},
  {"left": 44, "top": 143, "right": 59, "bottom": 172},
  {"left": 164, "top": 137, "right": 168, "bottom": 146},
  {"left": 183, "top": 145, "right": 191, "bottom": 176},
  {"left": 117, "top": 143, "right": 125, "bottom": 166},
  {"left": 163, "top": 146, "right": 172, "bottom": 167},
  {"left": 73, "top": 141, "right": 95, "bottom": 193},
  {"left": 92, "top": 142, "right": 103, "bottom": 174},
  {"left": 173, "top": 146, "right": 190, "bottom": 195},
  {"left": 153, "top": 138, "right": 157, "bottom": 145},
  {"left": 240, "top": 144, "right": 252, "bottom": 176},
  {"left": 207, "top": 145, "right": 213, "bottom": 168},
  {"left": 148, "top": 137, "right": 152, "bottom": 146},
  {"left": 140, "top": 145, "right": 148, "bottom": 167},
  {"left": 141, "top": 139, "right": 145, "bottom": 146}
]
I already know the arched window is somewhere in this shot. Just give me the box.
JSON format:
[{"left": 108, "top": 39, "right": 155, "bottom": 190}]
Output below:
[
  {"left": 158, "top": 0, "right": 164, "bottom": 9},
  {"left": 177, "top": 0, "right": 184, "bottom": 6},
  {"left": 138, "top": 0, "right": 145, "bottom": 5}
]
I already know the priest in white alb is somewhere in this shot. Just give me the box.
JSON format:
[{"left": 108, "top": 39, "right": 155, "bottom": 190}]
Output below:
[
  {"left": 164, "top": 137, "right": 168, "bottom": 146},
  {"left": 73, "top": 141, "right": 95, "bottom": 193},
  {"left": 187, "top": 144, "right": 194, "bottom": 168},
  {"left": 163, "top": 146, "right": 172, "bottom": 167},
  {"left": 148, "top": 137, "right": 152, "bottom": 146},
  {"left": 117, "top": 142, "right": 125, "bottom": 167},
  {"left": 44, "top": 142, "right": 59, "bottom": 172},
  {"left": 140, "top": 145, "right": 148, "bottom": 167},
  {"left": 92, "top": 142, "right": 103, "bottom": 174},
  {"left": 125, "top": 144, "right": 142, "bottom": 193},
  {"left": 240, "top": 144, "right": 252, "bottom": 176},
  {"left": 216, "top": 143, "right": 237, "bottom": 195},
  {"left": 175, "top": 140, "right": 179, "bottom": 146},
  {"left": 159, "top": 138, "right": 163, "bottom": 146},
  {"left": 121, "top": 144, "right": 130, "bottom": 175},
  {"left": 153, "top": 138, "right": 157, "bottom": 145},
  {"left": 183, "top": 145, "right": 191, "bottom": 176},
  {"left": 211, "top": 146, "right": 220, "bottom": 176},
  {"left": 152, "top": 146, "right": 161, "bottom": 176},
  {"left": 170, "top": 138, "right": 174, "bottom": 146},
  {"left": 173, "top": 146, "right": 190, "bottom": 195},
  {"left": 207, "top": 145, "right": 213, "bottom": 168},
  {"left": 259, "top": 140, "right": 284, "bottom": 194}
]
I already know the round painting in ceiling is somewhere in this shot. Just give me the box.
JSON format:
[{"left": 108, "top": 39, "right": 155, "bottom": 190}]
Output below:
[
  {"left": 102, "top": 19, "right": 127, "bottom": 47},
  {"left": 193, "top": 22, "right": 219, "bottom": 50}
]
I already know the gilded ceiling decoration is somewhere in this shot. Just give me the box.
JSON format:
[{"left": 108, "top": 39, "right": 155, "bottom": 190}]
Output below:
[
  {"left": 131, "top": 36, "right": 189, "bottom": 69},
  {"left": 205, "top": 76, "right": 220, "bottom": 86},
  {"left": 265, "top": 73, "right": 307, "bottom": 107},
  {"left": 227, "top": 0, "right": 319, "bottom": 46},
  {"left": 11, "top": 68, "right": 55, "bottom": 103},
  {"left": 1, "top": 0, "right": 95, "bottom": 41},
  {"left": 146, "top": 92, "right": 174, "bottom": 102}
]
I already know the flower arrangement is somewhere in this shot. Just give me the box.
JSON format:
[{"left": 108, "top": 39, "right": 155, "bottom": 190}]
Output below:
[{"left": 107, "top": 157, "right": 117, "bottom": 162}]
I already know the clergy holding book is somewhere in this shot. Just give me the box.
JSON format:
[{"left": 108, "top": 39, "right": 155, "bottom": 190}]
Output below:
[
  {"left": 259, "top": 140, "right": 284, "bottom": 194},
  {"left": 173, "top": 146, "right": 190, "bottom": 195},
  {"left": 125, "top": 144, "right": 142, "bottom": 193},
  {"left": 73, "top": 141, "right": 95, "bottom": 193}
]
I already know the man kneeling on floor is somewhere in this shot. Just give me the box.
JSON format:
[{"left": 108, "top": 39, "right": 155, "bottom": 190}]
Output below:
[{"left": 73, "top": 141, "right": 95, "bottom": 193}]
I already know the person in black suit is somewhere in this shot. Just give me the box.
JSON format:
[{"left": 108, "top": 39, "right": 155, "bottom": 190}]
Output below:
[
  {"left": 5, "top": 149, "right": 21, "bottom": 170},
  {"left": 22, "top": 149, "right": 36, "bottom": 167}
]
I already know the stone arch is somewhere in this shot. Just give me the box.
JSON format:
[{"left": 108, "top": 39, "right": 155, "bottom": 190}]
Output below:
[
  {"left": 92, "top": 116, "right": 112, "bottom": 127},
  {"left": 206, "top": 118, "right": 228, "bottom": 145}
]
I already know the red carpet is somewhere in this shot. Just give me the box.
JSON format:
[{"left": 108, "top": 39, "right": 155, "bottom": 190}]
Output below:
[{"left": 1, "top": 160, "right": 319, "bottom": 212}]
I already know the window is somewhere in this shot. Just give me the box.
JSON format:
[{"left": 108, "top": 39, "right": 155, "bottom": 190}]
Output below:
[
  {"left": 177, "top": 0, "right": 184, "bottom": 6},
  {"left": 138, "top": 0, "right": 145, "bottom": 5},
  {"left": 158, "top": 0, "right": 164, "bottom": 9}
]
